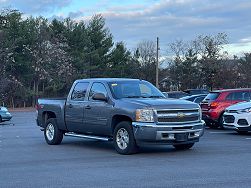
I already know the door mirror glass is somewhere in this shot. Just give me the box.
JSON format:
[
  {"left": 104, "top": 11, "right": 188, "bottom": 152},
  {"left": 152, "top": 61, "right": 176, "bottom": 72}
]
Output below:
[{"left": 92, "top": 93, "right": 107, "bottom": 101}]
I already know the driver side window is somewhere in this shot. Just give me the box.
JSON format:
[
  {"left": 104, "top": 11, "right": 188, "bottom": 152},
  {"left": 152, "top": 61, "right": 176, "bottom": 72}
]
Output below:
[{"left": 89, "top": 83, "right": 108, "bottom": 100}]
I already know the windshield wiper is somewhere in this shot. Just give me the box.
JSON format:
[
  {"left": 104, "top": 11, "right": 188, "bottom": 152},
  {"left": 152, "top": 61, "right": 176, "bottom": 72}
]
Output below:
[
  {"left": 147, "top": 96, "right": 165, "bottom": 98},
  {"left": 124, "top": 95, "right": 163, "bottom": 98},
  {"left": 124, "top": 96, "right": 144, "bottom": 98}
]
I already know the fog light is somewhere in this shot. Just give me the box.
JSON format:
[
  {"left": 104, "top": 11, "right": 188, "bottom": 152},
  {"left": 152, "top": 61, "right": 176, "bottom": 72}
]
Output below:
[{"left": 168, "top": 133, "right": 175, "bottom": 139}]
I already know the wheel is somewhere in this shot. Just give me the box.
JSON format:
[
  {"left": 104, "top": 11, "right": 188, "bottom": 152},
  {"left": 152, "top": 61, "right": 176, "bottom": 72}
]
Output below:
[
  {"left": 217, "top": 115, "right": 225, "bottom": 129},
  {"left": 0, "top": 116, "right": 2, "bottom": 123},
  {"left": 173, "top": 143, "right": 194, "bottom": 150},
  {"left": 44, "top": 118, "right": 63, "bottom": 145},
  {"left": 113, "top": 121, "right": 138, "bottom": 155},
  {"left": 236, "top": 130, "right": 248, "bottom": 135},
  {"left": 206, "top": 122, "right": 218, "bottom": 129}
]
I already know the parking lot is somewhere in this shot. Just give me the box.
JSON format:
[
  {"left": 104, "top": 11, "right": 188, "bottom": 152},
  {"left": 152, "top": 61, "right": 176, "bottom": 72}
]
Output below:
[{"left": 1, "top": 111, "right": 251, "bottom": 188}]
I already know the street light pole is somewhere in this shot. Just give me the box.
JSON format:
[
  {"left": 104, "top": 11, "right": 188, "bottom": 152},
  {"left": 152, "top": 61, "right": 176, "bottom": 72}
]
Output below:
[{"left": 156, "top": 37, "right": 159, "bottom": 88}]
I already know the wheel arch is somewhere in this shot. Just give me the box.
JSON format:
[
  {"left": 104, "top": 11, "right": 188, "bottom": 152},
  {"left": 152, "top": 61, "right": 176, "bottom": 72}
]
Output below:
[
  {"left": 42, "top": 111, "right": 57, "bottom": 127},
  {"left": 111, "top": 115, "right": 133, "bottom": 133}
]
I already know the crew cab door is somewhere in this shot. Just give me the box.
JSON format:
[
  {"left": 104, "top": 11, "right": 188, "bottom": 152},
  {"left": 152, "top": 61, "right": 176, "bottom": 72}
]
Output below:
[
  {"left": 65, "top": 82, "right": 89, "bottom": 133},
  {"left": 84, "top": 82, "right": 113, "bottom": 136}
]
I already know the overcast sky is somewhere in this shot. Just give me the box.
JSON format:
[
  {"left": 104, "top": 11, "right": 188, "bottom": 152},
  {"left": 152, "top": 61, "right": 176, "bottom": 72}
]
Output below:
[{"left": 1, "top": 0, "right": 251, "bottom": 56}]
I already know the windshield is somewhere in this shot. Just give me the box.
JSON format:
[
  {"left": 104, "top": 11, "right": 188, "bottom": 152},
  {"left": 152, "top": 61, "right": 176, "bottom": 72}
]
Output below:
[
  {"left": 108, "top": 81, "right": 165, "bottom": 99},
  {"left": 0, "top": 107, "right": 8, "bottom": 112}
]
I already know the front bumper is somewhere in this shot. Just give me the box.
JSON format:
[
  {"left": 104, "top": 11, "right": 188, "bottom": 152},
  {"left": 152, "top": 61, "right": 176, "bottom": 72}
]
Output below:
[
  {"left": 223, "top": 112, "right": 251, "bottom": 131},
  {"left": 132, "top": 120, "right": 205, "bottom": 145},
  {"left": 1, "top": 114, "right": 12, "bottom": 121}
]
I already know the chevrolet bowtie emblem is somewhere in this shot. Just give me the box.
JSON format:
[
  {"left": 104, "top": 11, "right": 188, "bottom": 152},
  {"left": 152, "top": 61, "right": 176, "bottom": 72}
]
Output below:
[{"left": 177, "top": 112, "right": 185, "bottom": 118}]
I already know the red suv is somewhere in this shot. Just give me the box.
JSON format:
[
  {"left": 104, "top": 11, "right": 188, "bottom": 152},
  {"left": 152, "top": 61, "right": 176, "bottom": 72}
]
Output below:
[{"left": 200, "top": 88, "right": 251, "bottom": 128}]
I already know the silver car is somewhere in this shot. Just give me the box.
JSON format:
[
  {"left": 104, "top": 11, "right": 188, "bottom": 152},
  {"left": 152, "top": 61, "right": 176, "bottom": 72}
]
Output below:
[{"left": 0, "top": 106, "right": 12, "bottom": 123}]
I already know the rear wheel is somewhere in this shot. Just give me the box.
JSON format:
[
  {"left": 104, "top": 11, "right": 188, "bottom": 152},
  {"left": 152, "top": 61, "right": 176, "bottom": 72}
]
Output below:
[
  {"left": 173, "top": 143, "right": 194, "bottom": 150},
  {"left": 113, "top": 121, "right": 138, "bottom": 155},
  {"left": 44, "top": 118, "right": 63, "bottom": 145},
  {"left": 207, "top": 122, "right": 218, "bottom": 129},
  {"left": 217, "top": 115, "right": 225, "bottom": 129}
]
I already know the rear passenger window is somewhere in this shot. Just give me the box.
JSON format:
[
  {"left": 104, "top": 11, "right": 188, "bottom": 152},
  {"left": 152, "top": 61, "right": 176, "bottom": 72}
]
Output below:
[
  {"left": 71, "top": 82, "right": 89, "bottom": 100},
  {"left": 226, "top": 91, "right": 251, "bottom": 101},
  {"left": 243, "top": 92, "right": 251, "bottom": 101}
]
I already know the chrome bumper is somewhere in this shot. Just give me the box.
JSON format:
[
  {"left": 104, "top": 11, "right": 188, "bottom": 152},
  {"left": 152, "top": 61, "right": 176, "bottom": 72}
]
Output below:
[{"left": 132, "top": 120, "right": 205, "bottom": 143}]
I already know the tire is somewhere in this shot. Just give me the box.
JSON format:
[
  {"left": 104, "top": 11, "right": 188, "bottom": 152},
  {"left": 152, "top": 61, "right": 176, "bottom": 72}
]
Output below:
[
  {"left": 217, "top": 115, "right": 225, "bottom": 130},
  {"left": 173, "top": 143, "right": 194, "bottom": 150},
  {"left": 44, "top": 118, "right": 63, "bottom": 145},
  {"left": 207, "top": 122, "right": 218, "bottom": 129},
  {"left": 236, "top": 130, "right": 248, "bottom": 135},
  {"left": 113, "top": 121, "right": 138, "bottom": 155},
  {"left": 0, "top": 116, "right": 2, "bottom": 123}
]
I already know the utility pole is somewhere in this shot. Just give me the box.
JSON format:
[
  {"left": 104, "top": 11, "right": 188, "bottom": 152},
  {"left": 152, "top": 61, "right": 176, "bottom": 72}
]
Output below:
[{"left": 156, "top": 37, "right": 160, "bottom": 88}]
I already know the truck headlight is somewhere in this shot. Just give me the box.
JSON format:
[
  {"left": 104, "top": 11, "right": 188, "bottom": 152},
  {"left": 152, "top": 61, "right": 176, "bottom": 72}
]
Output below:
[
  {"left": 136, "top": 109, "right": 154, "bottom": 122},
  {"left": 237, "top": 107, "right": 251, "bottom": 114}
]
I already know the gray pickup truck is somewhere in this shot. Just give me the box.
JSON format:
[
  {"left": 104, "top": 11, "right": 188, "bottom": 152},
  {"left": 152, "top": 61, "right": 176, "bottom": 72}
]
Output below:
[{"left": 36, "top": 78, "right": 205, "bottom": 154}]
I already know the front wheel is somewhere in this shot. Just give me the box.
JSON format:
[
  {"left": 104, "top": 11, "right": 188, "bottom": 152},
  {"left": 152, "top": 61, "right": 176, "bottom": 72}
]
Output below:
[
  {"left": 44, "top": 118, "right": 63, "bottom": 145},
  {"left": 173, "top": 143, "right": 194, "bottom": 150},
  {"left": 113, "top": 121, "right": 138, "bottom": 155},
  {"left": 236, "top": 130, "right": 248, "bottom": 135}
]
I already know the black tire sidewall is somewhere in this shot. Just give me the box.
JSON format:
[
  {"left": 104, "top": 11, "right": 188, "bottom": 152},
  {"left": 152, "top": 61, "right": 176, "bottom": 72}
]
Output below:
[
  {"left": 237, "top": 130, "right": 248, "bottom": 135},
  {"left": 218, "top": 115, "right": 224, "bottom": 129},
  {"left": 44, "top": 118, "right": 63, "bottom": 145},
  {"left": 174, "top": 143, "right": 194, "bottom": 150},
  {"left": 113, "top": 121, "right": 138, "bottom": 155}
]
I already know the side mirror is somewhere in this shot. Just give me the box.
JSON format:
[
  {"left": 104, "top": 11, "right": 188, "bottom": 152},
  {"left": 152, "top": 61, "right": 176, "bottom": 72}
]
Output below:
[{"left": 92, "top": 93, "right": 107, "bottom": 101}]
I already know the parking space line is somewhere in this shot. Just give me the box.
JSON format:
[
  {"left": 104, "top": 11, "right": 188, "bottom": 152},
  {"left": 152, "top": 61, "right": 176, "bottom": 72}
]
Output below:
[
  {"left": 245, "top": 138, "right": 251, "bottom": 140},
  {"left": 209, "top": 132, "right": 229, "bottom": 134}
]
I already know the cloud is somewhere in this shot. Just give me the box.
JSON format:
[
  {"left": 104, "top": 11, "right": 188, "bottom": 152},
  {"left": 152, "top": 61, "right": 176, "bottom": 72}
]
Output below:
[
  {"left": 239, "top": 37, "right": 251, "bottom": 43},
  {"left": 62, "top": 0, "right": 250, "bottom": 54},
  {"left": 1, "top": 0, "right": 251, "bottom": 55},
  {"left": 0, "top": 0, "right": 72, "bottom": 14}
]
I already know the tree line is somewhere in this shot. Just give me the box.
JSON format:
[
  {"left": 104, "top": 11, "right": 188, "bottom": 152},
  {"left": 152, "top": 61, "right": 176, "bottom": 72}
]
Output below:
[{"left": 0, "top": 9, "right": 250, "bottom": 107}]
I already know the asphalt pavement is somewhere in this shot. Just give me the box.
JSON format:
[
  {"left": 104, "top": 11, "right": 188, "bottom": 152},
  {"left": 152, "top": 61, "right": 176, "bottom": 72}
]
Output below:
[{"left": 1, "top": 111, "right": 251, "bottom": 188}]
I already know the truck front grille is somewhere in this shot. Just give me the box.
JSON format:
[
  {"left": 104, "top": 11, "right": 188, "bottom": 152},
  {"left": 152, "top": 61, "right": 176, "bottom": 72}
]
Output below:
[{"left": 156, "top": 109, "right": 200, "bottom": 124}]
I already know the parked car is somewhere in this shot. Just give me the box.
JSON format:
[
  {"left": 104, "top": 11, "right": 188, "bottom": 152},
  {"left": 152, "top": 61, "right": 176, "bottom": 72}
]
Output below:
[
  {"left": 36, "top": 78, "right": 205, "bottom": 154},
  {"left": 0, "top": 106, "right": 12, "bottom": 123},
  {"left": 162, "top": 91, "right": 190, "bottom": 99},
  {"left": 180, "top": 94, "right": 207, "bottom": 104},
  {"left": 200, "top": 88, "right": 251, "bottom": 128},
  {"left": 223, "top": 101, "right": 251, "bottom": 134},
  {"left": 183, "top": 89, "right": 209, "bottom": 95}
]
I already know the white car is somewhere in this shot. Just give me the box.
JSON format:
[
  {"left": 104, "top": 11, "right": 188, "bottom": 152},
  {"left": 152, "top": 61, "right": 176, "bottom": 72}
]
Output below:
[{"left": 223, "top": 102, "right": 251, "bottom": 134}]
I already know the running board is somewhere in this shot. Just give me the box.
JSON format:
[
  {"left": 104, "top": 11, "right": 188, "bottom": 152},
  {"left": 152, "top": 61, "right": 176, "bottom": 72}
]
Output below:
[{"left": 65, "top": 132, "right": 113, "bottom": 141}]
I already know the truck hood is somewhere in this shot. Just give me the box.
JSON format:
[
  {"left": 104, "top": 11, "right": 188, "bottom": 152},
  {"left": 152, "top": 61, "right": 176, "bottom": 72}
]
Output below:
[
  {"left": 120, "top": 98, "right": 199, "bottom": 109},
  {"left": 226, "top": 101, "right": 251, "bottom": 110}
]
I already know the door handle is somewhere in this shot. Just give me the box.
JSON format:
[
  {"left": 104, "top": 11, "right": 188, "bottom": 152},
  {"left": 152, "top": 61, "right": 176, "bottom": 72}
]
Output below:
[
  {"left": 85, "top": 105, "right": 91, "bottom": 109},
  {"left": 69, "top": 104, "right": 73, "bottom": 108}
]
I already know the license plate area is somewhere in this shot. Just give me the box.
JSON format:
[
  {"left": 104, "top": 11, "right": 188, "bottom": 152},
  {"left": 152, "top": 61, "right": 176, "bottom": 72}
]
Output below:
[{"left": 175, "top": 133, "right": 188, "bottom": 141}]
